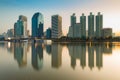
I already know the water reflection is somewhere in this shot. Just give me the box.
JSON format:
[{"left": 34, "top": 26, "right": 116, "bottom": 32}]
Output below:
[
  {"left": 32, "top": 43, "right": 43, "bottom": 70},
  {"left": 88, "top": 43, "right": 94, "bottom": 70},
  {"left": 14, "top": 43, "right": 27, "bottom": 67},
  {"left": 67, "top": 43, "right": 86, "bottom": 69},
  {"left": 46, "top": 44, "right": 51, "bottom": 55},
  {"left": 0, "top": 42, "right": 114, "bottom": 70},
  {"left": 51, "top": 43, "right": 62, "bottom": 68}
]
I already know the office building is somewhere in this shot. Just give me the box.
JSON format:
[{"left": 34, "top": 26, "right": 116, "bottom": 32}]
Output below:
[
  {"left": 80, "top": 13, "right": 86, "bottom": 39},
  {"left": 32, "top": 12, "right": 44, "bottom": 38},
  {"left": 46, "top": 28, "right": 51, "bottom": 39},
  {"left": 7, "top": 29, "right": 14, "bottom": 38},
  {"left": 51, "top": 15, "right": 62, "bottom": 38},
  {"left": 102, "top": 28, "right": 112, "bottom": 39},
  {"left": 96, "top": 12, "right": 103, "bottom": 38},
  {"left": 71, "top": 13, "right": 76, "bottom": 27},
  {"left": 74, "top": 23, "right": 82, "bottom": 38},
  {"left": 14, "top": 15, "right": 27, "bottom": 38},
  {"left": 88, "top": 12, "right": 94, "bottom": 39}
]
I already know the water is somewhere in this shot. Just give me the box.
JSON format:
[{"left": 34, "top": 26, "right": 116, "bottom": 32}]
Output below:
[{"left": 0, "top": 41, "right": 120, "bottom": 80}]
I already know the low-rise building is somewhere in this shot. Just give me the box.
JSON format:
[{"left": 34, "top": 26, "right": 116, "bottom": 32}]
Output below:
[{"left": 102, "top": 28, "right": 112, "bottom": 38}]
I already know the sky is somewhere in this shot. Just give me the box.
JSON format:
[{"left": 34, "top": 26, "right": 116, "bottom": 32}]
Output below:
[{"left": 0, "top": 0, "right": 120, "bottom": 36}]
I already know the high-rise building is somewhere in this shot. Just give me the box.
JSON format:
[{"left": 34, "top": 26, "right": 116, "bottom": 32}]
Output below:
[
  {"left": 51, "top": 15, "right": 62, "bottom": 39},
  {"left": 32, "top": 12, "right": 44, "bottom": 38},
  {"left": 96, "top": 12, "right": 103, "bottom": 38},
  {"left": 80, "top": 13, "right": 86, "bottom": 39},
  {"left": 46, "top": 28, "right": 51, "bottom": 39},
  {"left": 88, "top": 12, "right": 94, "bottom": 39},
  {"left": 68, "top": 13, "right": 76, "bottom": 38},
  {"left": 71, "top": 13, "right": 76, "bottom": 27},
  {"left": 14, "top": 15, "right": 27, "bottom": 38},
  {"left": 7, "top": 29, "right": 14, "bottom": 38},
  {"left": 74, "top": 23, "right": 82, "bottom": 38}
]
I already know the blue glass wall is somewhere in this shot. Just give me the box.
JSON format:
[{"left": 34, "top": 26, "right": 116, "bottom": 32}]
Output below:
[{"left": 32, "top": 12, "right": 44, "bottom": 38}]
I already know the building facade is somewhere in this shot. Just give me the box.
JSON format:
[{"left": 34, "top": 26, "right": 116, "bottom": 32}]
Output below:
[
  {"left": 51, "top": 15, "right": 62, "bottom": 39},
  {"left": 32, "top": 12, "right": 44, "bottom": 38},
  {"left": 74, "top": 23, "right": 82, "bottom": 38},
  {"left": 46, "top": 28, "right": 51, "bottom": 39},
  {"left": 7, "top": 29, "right": 14, "bottom": 38},
  {"left": 88, "top": 12, "right": 94, "bottom": 39},
  {"left": 96, "top": 12, "right": 103, "bottom": 38},
  {"left": 71, "top": 13, "right": 76, "bottom": 27},
  {"left": 14, "top": 15, "right": 27, "bottom": 38},
  {"left": 102, "top": 28, "right": 112, "bottom": 39},
  {"left": 80, "top": 13, "right": 86, "bottom": 39}
]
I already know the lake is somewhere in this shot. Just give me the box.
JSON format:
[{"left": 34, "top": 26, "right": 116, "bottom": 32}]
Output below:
[{"left": 0, "top": 41, "right": 120, "bottom": 80}]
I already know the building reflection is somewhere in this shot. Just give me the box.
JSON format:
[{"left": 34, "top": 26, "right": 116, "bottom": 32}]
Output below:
[
  {"left": 67, "top": 43, "right": 86, "bottom": 69},
  {"left": 14, "top": 43, "right": 27, "bottom": 67},
  {"left": 46, "top": 44, "right": 51, "bottom": 55},
  {"left": 51, "top": 43, "right": 62, "bottom": 69},
  {"left": 95, "top": 44, "right": 103, "bottom": 70},
  {"left": 67, "top": 42, "right": 113, "bottom": 70},
  {"left": 88, "top": 43, "right": 94, "bottom": 70},
  {"left": 7, "top": 42, "right": 14, "bottom": 53},
  {"left": 32, "top": 43, "right": 43, "bottom": 70},
  {"left": 102, "top": 42, "right": 112, "bottom": 54}
]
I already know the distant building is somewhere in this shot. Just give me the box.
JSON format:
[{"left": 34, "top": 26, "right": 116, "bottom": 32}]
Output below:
[
  {"left": 51, "top": 15, "right": 62, "bottom": 39},
  {"left": 80, "top": 13, "right": 86, "bottom": 38},
  {"left": 74, "top": 23, "right": 82, "bottom": 38},
  {"left": 102, "top": 28, "right": 112, "bottom": 38},
  {"left": 68, "top": 13, "right": 85, "bottom": 38},
  {"left": 46, "top": 28, "right": 51, "bottom": 39},
  {"left": 14, "top": 15, "right": 28, "bottom": 38},
  {"left": 32, "top": 12, "right": 44, "bottom": 38},
  {"left": 7, "top": 29, "right": 14, "bottom": 38},
  {"left": 88, "top": 12, "right": 94, "bottom": 39},
  {"left": 96, "top": 12, "right": 103, "bottom": 38},
  {"left": 68, "top": 26, "right": 73, "bottom": 37},
  {"left": 71, "top": 13, "right": 76, "bottom": 27}
]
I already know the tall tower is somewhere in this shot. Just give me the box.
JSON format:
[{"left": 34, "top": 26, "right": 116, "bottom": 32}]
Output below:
[
  {"left": 96, "top": 12, "right": 103, "bottom": 38},
  {"left": 71, "top": 13, "right": 76, "bottom": 27},
  {"left": 80, "top": 13, "right": 86, "bottom": 39},
  {"left": 51, "top": 15, "right": 62, "bottom": 39},
  {"left": 14, "top": 15, "right": 27, "bottom": 38},
  {"left": 32, "top": 12, "right": 44, "bottom": 38},
  {"left": 88, "top": 12, "right": 94, "bottom": 39}
]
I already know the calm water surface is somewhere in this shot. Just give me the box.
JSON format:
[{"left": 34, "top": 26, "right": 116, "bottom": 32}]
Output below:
[{"left": 0, "top": 41, "right": 120, "bottom": 80}]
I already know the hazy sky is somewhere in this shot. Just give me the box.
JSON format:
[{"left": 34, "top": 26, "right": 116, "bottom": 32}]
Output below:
[{"left": 0, "top": 0, "right": 120, "bottom": 35}]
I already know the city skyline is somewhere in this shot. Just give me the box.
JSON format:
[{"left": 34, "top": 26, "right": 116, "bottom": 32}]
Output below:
[{"left": 0, "top": 0, "right": 120, "bottom": 36}]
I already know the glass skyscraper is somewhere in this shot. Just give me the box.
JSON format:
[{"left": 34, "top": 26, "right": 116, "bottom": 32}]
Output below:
[
  {"left": 80, "top": 13, "right": 86, "bottom": 39},
  {"left": 32, "top": 12, "right": 44, "bottom": 38},
  {"left": 71, "top": 13, "right": 76, "bottom": 27},
  {"left": 14, "top": 15, "right": 27, "bottom": 38},
  {"left": 88, "top": 12, "right": 94, "bottom": 39},
  {"left": 96, "top": 12, "right": 103, "bottom": 38}
]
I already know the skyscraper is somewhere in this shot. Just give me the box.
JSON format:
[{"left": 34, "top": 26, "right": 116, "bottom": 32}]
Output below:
[
  {"left": 32, "top": 12, "right": 44, "bottom": 38},
  {"left": 68, "top": 13, "right": 76, "bottom": 37},
  {"left": 96, "top": 12, "right": 103, "bottom": 38},
  {"left": 51, "top": 15, "right": 62, "bottom": 39},
  {"left": 88, "top": 12, "right": 94, "bottom": 39},
  {"left": 46, "top": 28, "right": 51, "bottom": 39},
  {"left": 80, "top": 13, "right": 86, "bottom": 39},
  {"left": 14, "top": 15, "right": 27, "bottom": 38},
  {"left": 71, "top": 13, "right": 76, "bottom": 27}
]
